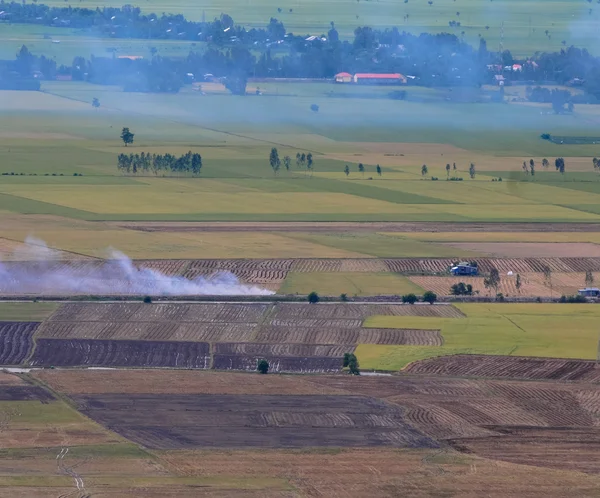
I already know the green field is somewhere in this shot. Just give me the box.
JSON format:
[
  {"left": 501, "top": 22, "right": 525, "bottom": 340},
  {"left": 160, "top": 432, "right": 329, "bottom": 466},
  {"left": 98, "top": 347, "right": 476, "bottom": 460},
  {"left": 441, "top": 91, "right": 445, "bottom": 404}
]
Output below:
[
  {"left": 357, "top": 303, "right": 600, "bottom": 370},
  {"left": 1, "top": 84, "right": 600, "bottom": 227},
  {"left": 0, "top": 80, "right": 599, "bottom": 256},
  {"left": 0, "top": 303, "right": 59, "bottom": 321},
  {"left": 280, "top": 272, "right": 424, "bottom": 296},
  {"left": 10, "top": 0, "right": 600, "bottom": 57}
]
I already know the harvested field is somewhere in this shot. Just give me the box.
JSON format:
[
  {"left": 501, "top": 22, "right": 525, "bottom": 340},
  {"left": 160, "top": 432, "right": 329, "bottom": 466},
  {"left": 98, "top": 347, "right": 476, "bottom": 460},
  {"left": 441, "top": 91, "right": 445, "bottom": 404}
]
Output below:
[
  {"left": 449, "top": 427, "right": 600, "bottom": 474},
  {"left": 406, "top": 355, "right": 600, "bottom": 382},
  {"left": 158, "top": 447, "right": 600, "bottom": 498},
  {"left": 37, "top": 320, "right": 258, "bottom": 342},
  {"left": 48, "top": 302, "right": 269, "bottom": 323},
  {"left": 271, "top": 303, "right": 465, "bottom": 320},
  {"left": 34, "top": 370, "right": 349, "bottom": 395},
  {"left": 73, "top": 393, "right": 436, "bottom": 450},
  {"left": 0, "top": 371, "right": 24, "bottom": 385},
  {"left": 136, "top": 259, "right": 191, "bottom": 275},
  {"left": 0, "top": 385, "right": 54, "bottom": 402},
  {"left": 29, "top": 339, "right": 210, "bottom": 368},
  {"left": 214, "top": 343, "right": 354, "bottom": 357},
  {"left": 0, "top": 321, "right": 39, "bottom": 365},
  {"left": 254, "top": 326, "right": 441, "bottom": 346},
  {"left": 444, "top": 242, "right": 600, "bottom": 258},
  {"left": 408, "top": 272, "right": 600, "bottom": 297},
  {"left": 213, "top": 355, "right": 343, "bottom": 373},
  {"left": 212, "top": 343, "right": 353, "bottom": 373}
]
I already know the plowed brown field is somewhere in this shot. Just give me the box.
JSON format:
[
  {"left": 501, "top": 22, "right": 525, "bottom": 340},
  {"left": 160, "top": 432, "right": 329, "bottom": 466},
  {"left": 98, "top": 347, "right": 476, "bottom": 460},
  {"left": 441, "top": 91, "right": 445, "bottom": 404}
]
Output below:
[{"left": 405, "top": 355, "right": 600, "bottom": 382}]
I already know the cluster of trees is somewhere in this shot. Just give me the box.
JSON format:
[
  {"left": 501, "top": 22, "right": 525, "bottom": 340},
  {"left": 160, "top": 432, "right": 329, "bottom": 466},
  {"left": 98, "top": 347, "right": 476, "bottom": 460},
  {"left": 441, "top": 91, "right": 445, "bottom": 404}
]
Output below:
[
  {"left": 526, "top": 87, "right": 574, "bottom": 113},
  {"left": 117, "top": 151, "right": 202, "bottom": 176},
  {"left": 401, "top": 291, "right": 437, "bottom": 304},
  {"left": 6, "top": 2, "right": 600, "bottom": 99},
  {"left": 0, "top": 45, "right": 52, "bottom": 89}
]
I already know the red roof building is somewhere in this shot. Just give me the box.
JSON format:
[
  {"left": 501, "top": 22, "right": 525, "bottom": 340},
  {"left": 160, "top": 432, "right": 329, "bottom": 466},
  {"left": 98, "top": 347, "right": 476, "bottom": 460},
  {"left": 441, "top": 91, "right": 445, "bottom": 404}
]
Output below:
[{"left": 335, "top": 72, "right": 352, "bottom": 83}]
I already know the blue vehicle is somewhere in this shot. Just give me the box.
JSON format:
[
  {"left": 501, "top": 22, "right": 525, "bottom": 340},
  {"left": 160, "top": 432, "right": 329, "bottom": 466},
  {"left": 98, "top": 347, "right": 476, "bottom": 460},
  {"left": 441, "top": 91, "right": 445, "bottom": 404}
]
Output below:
[{"left": 450, "top": 262, "right": 478, "bottom": 276}]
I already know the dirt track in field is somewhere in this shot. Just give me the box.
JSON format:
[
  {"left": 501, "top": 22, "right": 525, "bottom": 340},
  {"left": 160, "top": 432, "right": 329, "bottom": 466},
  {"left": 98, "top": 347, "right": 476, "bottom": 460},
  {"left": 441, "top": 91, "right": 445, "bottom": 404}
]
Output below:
[{"left": 114, "top": 221, "right": 600, "bottom": 233}]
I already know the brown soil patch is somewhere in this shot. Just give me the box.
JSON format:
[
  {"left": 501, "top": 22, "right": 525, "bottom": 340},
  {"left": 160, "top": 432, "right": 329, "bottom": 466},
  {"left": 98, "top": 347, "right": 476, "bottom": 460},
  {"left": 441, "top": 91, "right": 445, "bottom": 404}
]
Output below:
[
  {"left": 0, "top": 372, "right": 25, "bottom": 385},
  {"left": 405, "top": 355, "right": 600, "bottom": 382},
  {"left": 449, "top": 427, "right": 600, "bottom": 474},
  {"left": 114, "top": 221, "right": 600, "bottom": 233},
  {"left": 1, "top": 427, "right": 119, "bottom": 449},
  {"left": 34, "top": 370, "right": 348, "bottom": 395},
  {"left": 73, "top": 393, "right": 434, "bottom": 450},
  {"left": 444, "top": 242, "right": 600, "bottom": 258},
  {"left": 160, "top": 447, "right": 600, "bottom": 497}
]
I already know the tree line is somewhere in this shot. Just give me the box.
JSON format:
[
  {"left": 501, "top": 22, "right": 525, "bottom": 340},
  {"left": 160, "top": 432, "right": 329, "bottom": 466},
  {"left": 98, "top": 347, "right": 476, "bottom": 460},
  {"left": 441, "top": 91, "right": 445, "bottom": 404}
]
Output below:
[
  {"left": 5, "top": 3, "right": 600, "bottom": 99},
  {"left": 117, "top": 151, "right": 202, "bottom": 176}
]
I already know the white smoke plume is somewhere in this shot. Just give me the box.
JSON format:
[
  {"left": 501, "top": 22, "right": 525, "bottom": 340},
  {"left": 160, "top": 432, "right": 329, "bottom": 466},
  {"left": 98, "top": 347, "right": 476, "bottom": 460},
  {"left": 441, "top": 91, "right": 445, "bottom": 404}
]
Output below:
[{"left": 0, "top": 237, "right": 274, "bottom": 296}]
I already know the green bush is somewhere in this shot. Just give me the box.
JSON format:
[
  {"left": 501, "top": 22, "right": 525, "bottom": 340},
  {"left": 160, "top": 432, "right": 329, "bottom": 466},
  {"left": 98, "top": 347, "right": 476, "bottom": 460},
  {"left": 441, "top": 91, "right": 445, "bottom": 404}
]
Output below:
[
  {"left": 402, "top": 293, "right": 418, "bottom": 304},
  {"left": 257, "top": 359, "right": 269, "bottom": 374},
  {"left": 308, "top": 291, "right": 320, "bottom": 304}
]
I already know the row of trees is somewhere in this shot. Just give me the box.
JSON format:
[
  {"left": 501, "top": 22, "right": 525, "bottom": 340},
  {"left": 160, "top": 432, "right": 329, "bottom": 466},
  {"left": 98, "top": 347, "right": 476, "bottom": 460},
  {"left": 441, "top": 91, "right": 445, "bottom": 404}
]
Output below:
[
  {"left": 421, "top": 162, "right": 475, "bottom": 178},
  {"left": 6, "top": 3, "right": 600, "bottom": 97},
  {"left": 117, "top": 151, "right": 202, "bottom": 176},
  {"left": 269, "top": 148, "right": 314, "bottom": 176}
]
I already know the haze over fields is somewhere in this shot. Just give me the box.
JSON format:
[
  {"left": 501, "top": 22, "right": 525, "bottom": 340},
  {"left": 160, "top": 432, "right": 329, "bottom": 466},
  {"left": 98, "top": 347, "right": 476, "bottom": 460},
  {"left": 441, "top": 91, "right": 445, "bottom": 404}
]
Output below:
[{"left": 1, "top": 0, "right": 600, "bottom": 496}]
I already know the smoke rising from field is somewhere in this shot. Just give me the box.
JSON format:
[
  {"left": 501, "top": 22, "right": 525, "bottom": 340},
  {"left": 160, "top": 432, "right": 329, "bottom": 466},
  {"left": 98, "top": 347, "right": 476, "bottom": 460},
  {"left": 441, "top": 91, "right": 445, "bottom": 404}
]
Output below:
[{"left": 0, "top": 236, "right": 274, "bottom": 296}]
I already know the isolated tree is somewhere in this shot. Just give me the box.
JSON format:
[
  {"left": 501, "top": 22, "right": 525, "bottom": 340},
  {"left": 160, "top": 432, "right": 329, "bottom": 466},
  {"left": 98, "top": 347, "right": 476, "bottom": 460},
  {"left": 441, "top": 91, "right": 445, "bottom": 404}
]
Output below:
[
  {"left": 358, "top": 163, "right": 365, "bottom": 177},
  {"left": 446, "top": 163, "right": 451, "bottom": 178},
  {"left": 343, "top": 352, "right": 352, "bottom": 367},
  {"left": 306, "top": 153, "right": 314, "bottom": 176},
  {"left": 283, "top": 155, "right": 291, "bottom": 172},
  {"left": 469, "top": 162, "right": 476, "bottom": 179},
  {"left": 376, "top": 164, "right": 382, "bottom": 176},
  {"left": 555, "top": 157, "right": 565, "bottom": 174},
  {"left": 515, "top": 273, "right": 522, "bottom": 294},
  {"left": 92, "top": 97, "right": 100, "bottom": 109},
  {"left": 594, "top": 158, "right": 599, "bottom": 170},
  {"left": 300, "top": 153, "right": 306, "bottom": 168},
  {"left": 542, "top": 265, "right": 553, "bottom": 297},
  {"left": 484, "top": 267, "right": 500, "bottom": 295},
  {"left": 257, "top": 359, "right": 269, "bottom": 374},
  {"left": 453, "top": 162, "right": 457, "bottom": 171},
  {"left": 522, "top": 161, "right": 529, "bottom": 175},
  {"left": 422, "top": 291, "right": 437, "bottom": 304},
  {"left": 120, "top": 127, "right": 134, "bottom": 147},
  {"left": 308, "top": 291, "right": 320, "bottom": 304},
  {"left": 344, "top": 164, "right": 350, "bottom": 177},
  {"left": 421, "top": 164, "right": 428, "bottom": 176},
  {"left": 295, "top": 152, "right": 302, "bottom": 168},
  {"left": 269, "top": 147, "right": 281, "bottom": 175},
  {"left": 402, "top": 293, "right": 418, "bottom": 304},
  {"left": 585, "top": 270, "right": 595, "bottom": 288},
  {"left": 542, "top": 158, "right": 549, "bottom": 169},
  {"left": 529, "top": 159, "right": 535, "bottom": 176},
  {"left": 348, "top": 354, "right": 360, "bottom": 375}
]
